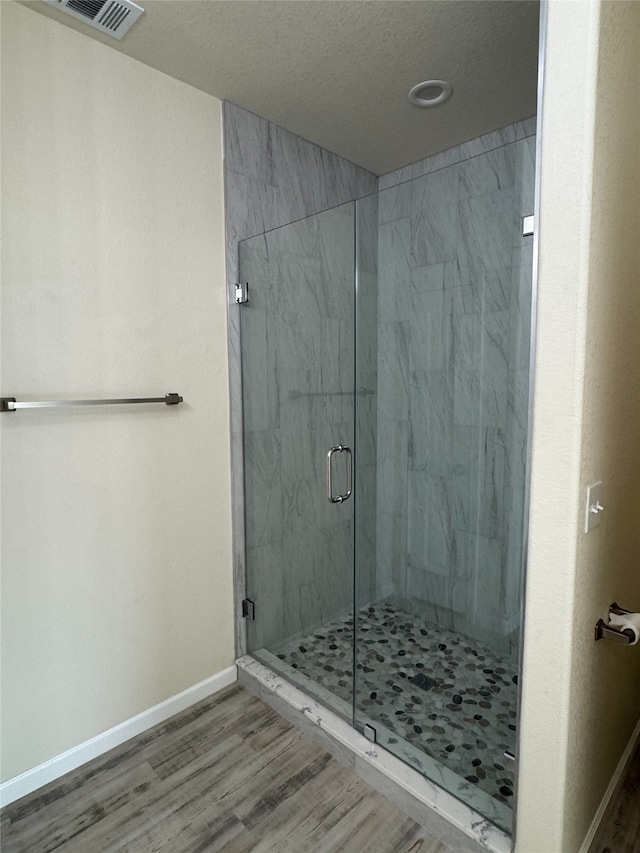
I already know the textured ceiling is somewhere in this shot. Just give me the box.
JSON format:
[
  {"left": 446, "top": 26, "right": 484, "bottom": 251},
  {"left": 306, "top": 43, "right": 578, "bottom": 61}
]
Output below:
[{"left": 24, "top": 0, "right": 540, "bottom": 175}]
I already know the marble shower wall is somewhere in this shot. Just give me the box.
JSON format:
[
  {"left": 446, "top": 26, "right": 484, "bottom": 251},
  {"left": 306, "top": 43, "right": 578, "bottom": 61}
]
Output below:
[
  {"left": 240, "top": 204, "right": 357, "bottom": 651},
  {"left": 227, "top": 102, "right": 535, "bottom": 656},
  {"left": 354, "top": 192, "right": 381, "bottom": 609},
  {"left": 376, "top": 120, "right": 536, "bottom": 653},
  {"left": 224, "top": 102, "right": 377, "bottom": 653}
]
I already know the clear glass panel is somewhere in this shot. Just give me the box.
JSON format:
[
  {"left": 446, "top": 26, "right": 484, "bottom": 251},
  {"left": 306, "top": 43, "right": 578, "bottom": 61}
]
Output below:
[
  {"left": 240, "top": 202, "right": 357, "bottom": 721},
  {"left": 239, "top": 134, "right": 535, "bottom": 834},
  {"left": 353, "top": 138, "right": 535, "bottom": 833}
]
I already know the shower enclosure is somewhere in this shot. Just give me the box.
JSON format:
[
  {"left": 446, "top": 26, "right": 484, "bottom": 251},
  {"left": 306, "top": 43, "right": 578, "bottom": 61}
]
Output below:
[{"left": 239, "top": 135, "right": 535, "bottom": 833}]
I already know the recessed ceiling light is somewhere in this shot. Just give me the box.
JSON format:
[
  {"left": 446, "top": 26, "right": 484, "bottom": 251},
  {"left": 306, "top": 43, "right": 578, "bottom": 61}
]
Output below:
[{"left": 408, "top": 80, "right": 453, "bottom": 108}]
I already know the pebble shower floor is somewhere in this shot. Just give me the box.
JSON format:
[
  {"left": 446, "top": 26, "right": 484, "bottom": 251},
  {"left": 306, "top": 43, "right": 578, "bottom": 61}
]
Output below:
[{"left": 274, "top": 601, "right": 518, "bottom": 809}]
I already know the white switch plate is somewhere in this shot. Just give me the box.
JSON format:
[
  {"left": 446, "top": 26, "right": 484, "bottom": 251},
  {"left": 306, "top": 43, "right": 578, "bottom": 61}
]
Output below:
[{"left": 585, "top": 481, "right": 604, "bottom": 533}]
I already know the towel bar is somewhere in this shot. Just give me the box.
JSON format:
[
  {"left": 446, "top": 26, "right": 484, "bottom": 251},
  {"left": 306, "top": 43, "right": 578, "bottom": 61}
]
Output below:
[{"left": 1, "top": 393, "right": 183, "bottom": 412}]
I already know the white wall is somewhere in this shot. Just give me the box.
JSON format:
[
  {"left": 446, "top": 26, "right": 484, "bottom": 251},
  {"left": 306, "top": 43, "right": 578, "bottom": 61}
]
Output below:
[
  {"left": 0, "top": 2, "right": 233, "bottom": 783},
  {"left": 517, "top": 1, "right": 640, "bottom": 850}
]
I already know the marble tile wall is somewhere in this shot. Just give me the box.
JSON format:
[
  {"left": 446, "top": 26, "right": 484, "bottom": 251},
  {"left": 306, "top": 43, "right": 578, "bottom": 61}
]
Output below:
[
  {"left": 224, "top": 102, "right": 377, "bottom": 653},
  {"left": 354, "top": 192, "right": 381, "bottom": 607},
  {"left": 378, "top": 117, "right": 537, "bottom": 192},
  {"left": 227, "top": 101, "right": 535, "bottom": 658},
  {"left": 375, "top": 125, "right": 536, "bottom": 653},
  {"left": 240, "top": 204, "right": 358, "bottom": 651}
]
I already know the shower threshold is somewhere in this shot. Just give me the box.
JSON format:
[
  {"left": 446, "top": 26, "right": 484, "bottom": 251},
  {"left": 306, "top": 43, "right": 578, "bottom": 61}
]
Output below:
[{"left": 237, "top": 652, "right": 513, "bottom": 853}]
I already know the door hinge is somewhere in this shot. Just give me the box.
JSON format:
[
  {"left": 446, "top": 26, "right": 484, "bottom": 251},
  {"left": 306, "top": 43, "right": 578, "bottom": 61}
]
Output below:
[
  {"left": 521, "top": 214, "right": 534, "bottom": 237},
  {"left": 234, "top": 281, "right": 249, "bottom": 304},
  {"left": 364, "top": 723, "right": 377, "bottom": 744},
  {"left": 242, "top": 598, "right": 255, "bottom": 620}
]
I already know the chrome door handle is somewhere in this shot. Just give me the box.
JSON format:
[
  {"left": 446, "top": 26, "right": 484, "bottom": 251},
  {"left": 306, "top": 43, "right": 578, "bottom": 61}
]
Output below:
[{"left": 326, "top": 444, "right": 352, "bottom": 503}]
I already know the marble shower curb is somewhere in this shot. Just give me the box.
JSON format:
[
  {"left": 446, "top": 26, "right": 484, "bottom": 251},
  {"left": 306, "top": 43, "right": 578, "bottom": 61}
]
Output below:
[{"left": 237, "top": 654, "right": 512, "bottom": 853}]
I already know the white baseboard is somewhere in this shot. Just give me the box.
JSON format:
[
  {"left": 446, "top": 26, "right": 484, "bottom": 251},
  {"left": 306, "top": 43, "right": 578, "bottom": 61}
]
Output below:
[
  {"left": 579, "top": 714, "right": 640, "bottom": 853},
  {"left": 0, "top": 664, "right": 237, "bottom": 809}
]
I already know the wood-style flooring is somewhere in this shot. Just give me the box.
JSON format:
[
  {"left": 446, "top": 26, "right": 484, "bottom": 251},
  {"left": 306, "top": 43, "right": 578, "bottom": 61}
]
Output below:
[
  {"left": 591, "top": 738, "right": 640, "bottom": 853},
  {"left": 3, "top": 682, "right": 639, "bottom": 852},
  {"left": 0, "top": 684, "right": 451, "bottom": 853}
]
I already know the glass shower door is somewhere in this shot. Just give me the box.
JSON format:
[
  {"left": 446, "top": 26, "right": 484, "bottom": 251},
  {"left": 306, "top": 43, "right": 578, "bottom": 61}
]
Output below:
[
  {"left": 238, "top": 135, "right": 535, "bottom": 834},
  {"left": 239, "top": 202, "right": 357, "bottom": 721},
  {"left": 353, "top": 138, "right": 535, "bottom": 833}
]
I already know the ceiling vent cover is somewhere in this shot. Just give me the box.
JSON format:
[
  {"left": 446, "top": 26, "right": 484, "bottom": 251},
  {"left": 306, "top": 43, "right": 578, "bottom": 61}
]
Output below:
[{"left": 45, "top": 0, "right": 144, "bottom": 40}]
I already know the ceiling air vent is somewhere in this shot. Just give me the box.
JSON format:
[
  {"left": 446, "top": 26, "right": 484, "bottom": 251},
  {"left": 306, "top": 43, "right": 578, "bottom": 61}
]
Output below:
[{"left": 44, "top": 0, "right": 144, "bottom": 40}]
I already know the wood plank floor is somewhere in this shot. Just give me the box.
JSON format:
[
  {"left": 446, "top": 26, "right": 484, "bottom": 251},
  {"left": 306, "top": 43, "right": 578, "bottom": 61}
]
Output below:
[
  {"left": 0, "top": 684, "right": 451, "bottom": 853},
  {"left": 591, "top": 738, "right": 640, "bottom": 853}
]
